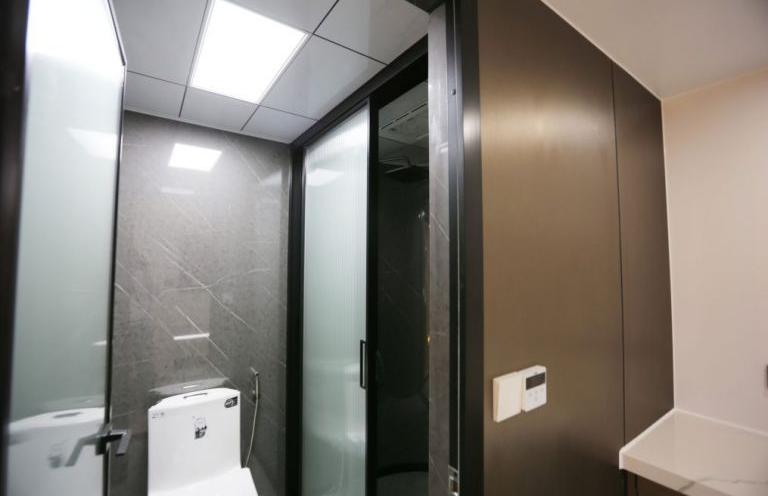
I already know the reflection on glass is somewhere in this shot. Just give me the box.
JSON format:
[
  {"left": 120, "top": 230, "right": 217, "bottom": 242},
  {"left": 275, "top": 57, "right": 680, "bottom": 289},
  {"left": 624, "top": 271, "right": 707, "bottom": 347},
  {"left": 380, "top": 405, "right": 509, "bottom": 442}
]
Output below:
[
  {"left": 302, "top": 107, "right": 369, "bottom": 496},
  {"left": 6, "top": 0, "right": 123, "bottom": 494},
  {"left": 167, "top": 143, "right": 222, "bottom": 172},
  {"left": 375, "top": 81, "right": 429, "bottom": 496}
]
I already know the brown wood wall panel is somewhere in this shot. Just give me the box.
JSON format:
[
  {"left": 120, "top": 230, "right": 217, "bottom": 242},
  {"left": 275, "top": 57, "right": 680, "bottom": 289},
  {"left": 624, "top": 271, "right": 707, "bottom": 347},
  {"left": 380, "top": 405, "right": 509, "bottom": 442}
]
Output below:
[
  {"left": 477, "top": 0, "right": 624, "bottom": 494},
  {"left": 613, "top": 66, "right": 674, "bottom": 442},
  {"left": 614, "top": 65, "right": 673, "bottom": 441}
]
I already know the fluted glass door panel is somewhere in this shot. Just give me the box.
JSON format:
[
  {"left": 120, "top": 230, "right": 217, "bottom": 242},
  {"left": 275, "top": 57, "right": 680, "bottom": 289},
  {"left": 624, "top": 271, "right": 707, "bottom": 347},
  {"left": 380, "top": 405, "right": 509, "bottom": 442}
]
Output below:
[{"left": 302, "top": 106, "right": 369, "bottom": 496}]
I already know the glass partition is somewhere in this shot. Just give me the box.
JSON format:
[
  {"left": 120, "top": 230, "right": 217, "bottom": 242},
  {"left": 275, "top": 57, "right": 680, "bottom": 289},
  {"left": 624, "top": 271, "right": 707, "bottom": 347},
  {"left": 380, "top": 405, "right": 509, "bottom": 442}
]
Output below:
[
  {"left": 302, "top": 106, "right": 369, "bottom": 496},
  {"left": 6, "top": 0, "right": 124, "bottom": 493}
]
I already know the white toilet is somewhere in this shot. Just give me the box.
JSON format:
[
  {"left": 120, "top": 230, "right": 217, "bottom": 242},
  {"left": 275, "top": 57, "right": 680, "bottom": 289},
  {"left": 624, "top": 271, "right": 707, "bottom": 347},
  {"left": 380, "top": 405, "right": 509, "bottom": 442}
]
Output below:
[{"left": 148, "top": 388, "right": 258, "bottom": 496}]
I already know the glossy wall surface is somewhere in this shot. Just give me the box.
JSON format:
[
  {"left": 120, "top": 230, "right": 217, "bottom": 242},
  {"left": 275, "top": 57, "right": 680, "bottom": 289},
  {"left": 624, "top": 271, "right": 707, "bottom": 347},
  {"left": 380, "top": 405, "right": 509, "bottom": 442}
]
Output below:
[
  {"left": 613, "top": 66, "right": 673, "bottom": 442},
  {"left": 109, "top": 112, "right": 290, "bottom": 496},
  {"left": 475, "top": 0, "right": 672, "bottom": 494}
]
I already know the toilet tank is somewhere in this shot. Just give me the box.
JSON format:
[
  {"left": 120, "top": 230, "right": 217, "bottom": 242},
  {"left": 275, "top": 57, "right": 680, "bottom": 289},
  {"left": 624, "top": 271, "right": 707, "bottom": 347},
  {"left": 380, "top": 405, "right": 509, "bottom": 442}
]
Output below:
[{"left": 148, "top": 388, "right": 242, "bottom": 493}]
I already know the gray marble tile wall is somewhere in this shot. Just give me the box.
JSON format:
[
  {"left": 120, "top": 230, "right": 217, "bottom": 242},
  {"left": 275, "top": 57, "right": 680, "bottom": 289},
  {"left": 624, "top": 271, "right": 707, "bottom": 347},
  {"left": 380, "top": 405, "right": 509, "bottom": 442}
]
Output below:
[
  {"left": 109, "top": 112, "right": 289, "bottom": 496},
  {"left": 427, "top": 6, "right": 452, "bottom": 496}
]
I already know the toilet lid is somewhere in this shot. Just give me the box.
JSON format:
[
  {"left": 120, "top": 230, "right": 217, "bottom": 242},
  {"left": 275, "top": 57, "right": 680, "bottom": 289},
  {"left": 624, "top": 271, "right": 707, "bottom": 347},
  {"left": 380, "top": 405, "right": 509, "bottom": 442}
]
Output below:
[{"left": 149, "top": 467, "right": 257, "bottom": 496}]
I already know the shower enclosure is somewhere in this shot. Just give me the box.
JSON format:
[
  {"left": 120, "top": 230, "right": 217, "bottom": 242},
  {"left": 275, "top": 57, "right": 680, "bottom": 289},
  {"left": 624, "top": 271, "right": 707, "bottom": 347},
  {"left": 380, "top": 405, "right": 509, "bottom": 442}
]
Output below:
[{"left": 287, "top": 57, "right": 429, "bottom": 496}]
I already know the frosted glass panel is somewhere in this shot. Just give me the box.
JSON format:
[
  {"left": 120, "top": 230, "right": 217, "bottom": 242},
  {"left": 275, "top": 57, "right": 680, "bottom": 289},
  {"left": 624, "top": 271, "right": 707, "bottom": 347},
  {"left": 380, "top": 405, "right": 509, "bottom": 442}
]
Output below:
[
  {"left": 302, "top": 107, "right": 369, "bottom": 496},
  {"left": 7, "top": 0, "right": 123, "bottom": 494}
]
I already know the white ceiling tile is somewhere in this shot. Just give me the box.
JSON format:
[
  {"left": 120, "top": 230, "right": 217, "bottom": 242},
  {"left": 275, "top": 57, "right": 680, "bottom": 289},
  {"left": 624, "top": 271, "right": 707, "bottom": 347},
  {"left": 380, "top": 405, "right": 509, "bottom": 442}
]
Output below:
[
  {"left": 243, "top": 106, "right": 316, "bottom": 143},
  {"left": 540, "top": 0, "right": 768, "bottom": 97},
  {"left": 180, "top": 88, "right": 257, "bottom": 132},
  {"left": 262, "top": 36, "right": 384, "bottom": 119},
  {"left": 124, "top": 72, "right": 185, "bottom": 118},
  {"left": 112, "top": 0, "right": 207, "bottom": 84},
  {"left": 316, "top": 0, "right": 428, "bottom": 63},
  {"left": 230, "top": 0, "right": 337, "bottom": 32}
]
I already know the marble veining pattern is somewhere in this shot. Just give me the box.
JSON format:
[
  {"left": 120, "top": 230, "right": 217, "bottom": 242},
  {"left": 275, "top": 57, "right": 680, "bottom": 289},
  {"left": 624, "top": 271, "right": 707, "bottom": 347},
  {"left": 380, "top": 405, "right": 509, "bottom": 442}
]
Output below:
[
  {"left": 621, "top": 409, "right": 768, "bottom": 496},
  {"left": 109, "top": 112, "right": 289, "bottom": 496}
]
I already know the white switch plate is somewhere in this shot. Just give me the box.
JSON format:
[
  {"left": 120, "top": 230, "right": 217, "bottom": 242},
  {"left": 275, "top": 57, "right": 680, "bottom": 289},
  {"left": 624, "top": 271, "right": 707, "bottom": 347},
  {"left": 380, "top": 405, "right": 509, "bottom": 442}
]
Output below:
[{"left": 493, "top": 371, "right": 523, "bottom": 422}]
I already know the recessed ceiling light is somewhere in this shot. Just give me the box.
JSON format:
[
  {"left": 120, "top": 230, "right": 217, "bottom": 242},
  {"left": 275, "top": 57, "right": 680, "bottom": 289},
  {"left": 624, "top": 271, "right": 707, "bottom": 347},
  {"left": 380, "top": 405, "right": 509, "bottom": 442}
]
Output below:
[
  {"left": 168, "top": 143, "right": 222, "bottom": 172},
  {"left": 191, "top": 0, "right": 307, "bottom": 104}
]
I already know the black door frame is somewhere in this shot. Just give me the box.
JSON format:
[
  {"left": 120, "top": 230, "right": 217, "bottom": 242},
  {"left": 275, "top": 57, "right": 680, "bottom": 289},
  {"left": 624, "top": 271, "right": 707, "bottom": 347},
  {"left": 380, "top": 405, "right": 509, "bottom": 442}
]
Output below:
[
  {"left": 0, "top": 0, "right": 30, "bottom": 493},
  {"left": 285, "top": 40, "right": 428, "bottom": 496},
  {"left": 285, "top": 0, "right": 484, "bottom": 491},
  {"left": 366, "top": 56, "right": 430, "bottom": 490},
  {"left": 444, "top": 1, "right": 484, "bottom": 495},
  {"left": 104, "top": 0, "right": 129, "bottom": 493}
]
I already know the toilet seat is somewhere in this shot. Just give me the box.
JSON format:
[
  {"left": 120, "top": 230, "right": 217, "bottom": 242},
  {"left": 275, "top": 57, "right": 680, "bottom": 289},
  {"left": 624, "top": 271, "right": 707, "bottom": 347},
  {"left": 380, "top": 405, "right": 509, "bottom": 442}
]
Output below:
[{"left": 149, "top": 468, "right": 257, "bottom": 496}]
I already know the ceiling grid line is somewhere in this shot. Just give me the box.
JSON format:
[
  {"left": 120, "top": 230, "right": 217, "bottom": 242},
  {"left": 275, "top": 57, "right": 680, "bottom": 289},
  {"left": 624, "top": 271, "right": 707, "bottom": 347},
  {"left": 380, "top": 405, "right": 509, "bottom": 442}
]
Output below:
[
  {"left": 240, "top": 0, "right": 340, "bottom": 132},
  {"left": 177, "top": 0, "right": 213, "bottom": 119},
  {"left": 313, "top": 33, "right": 387, "bottom": 65},
  {"left": 312, "top": 0, "right": 341, "bottom": 34},
  {"left": 115, "top": 0, "right": 429, "bottom": 142},
  {"left": 127, "top": 70, "right": 185, "bottom": 87}
]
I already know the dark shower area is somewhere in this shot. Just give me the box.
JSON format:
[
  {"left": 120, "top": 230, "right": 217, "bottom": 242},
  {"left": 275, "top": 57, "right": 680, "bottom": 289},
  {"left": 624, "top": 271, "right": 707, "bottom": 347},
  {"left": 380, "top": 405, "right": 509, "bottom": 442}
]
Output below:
[{"left": 374, "top": 81, "right": 429, "bottom": 496}]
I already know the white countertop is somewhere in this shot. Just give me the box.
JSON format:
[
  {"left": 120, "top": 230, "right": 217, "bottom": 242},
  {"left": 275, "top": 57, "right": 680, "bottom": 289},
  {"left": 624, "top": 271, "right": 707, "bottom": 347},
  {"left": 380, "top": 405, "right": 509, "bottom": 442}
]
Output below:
[{"left": 619, "top": 409, "right": 768, "bottom": 496}]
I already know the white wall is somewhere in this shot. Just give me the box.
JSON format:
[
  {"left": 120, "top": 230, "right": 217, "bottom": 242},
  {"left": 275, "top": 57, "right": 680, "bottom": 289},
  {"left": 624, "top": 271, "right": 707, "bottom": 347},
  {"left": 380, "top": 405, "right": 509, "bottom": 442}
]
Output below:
[{"left": 663, "top": 68, "right": 768, "bottom": 432}]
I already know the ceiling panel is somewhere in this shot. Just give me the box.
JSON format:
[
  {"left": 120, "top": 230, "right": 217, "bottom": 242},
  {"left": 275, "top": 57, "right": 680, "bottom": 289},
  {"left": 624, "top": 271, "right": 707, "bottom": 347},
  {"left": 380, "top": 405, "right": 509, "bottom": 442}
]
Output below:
[
  {"left": 316, "top": 0, "right": 428, "bottom": 63},
  {"left": 113, "top": 0, "right": 426, "bottom": 141},
  {"left": 230, "top": 0, "right": 337, "bottom": 32},
  {"left": 262, "top": 36, "right": 384, "bottom": 119},
  {"left": 124, "top": 72, "right": 186, "bottom": 118},
  {"left": 540, "top": 0, "right": 768, "bottom": 97},
  {"left": 112, "top": 0, "right": 208, "bottom": 84},
  {"left": 243, "top": 106, "right": 316, "bottom": 143},
  {"left": 180, "top": 88, "right": 257, "bottom": 132}
]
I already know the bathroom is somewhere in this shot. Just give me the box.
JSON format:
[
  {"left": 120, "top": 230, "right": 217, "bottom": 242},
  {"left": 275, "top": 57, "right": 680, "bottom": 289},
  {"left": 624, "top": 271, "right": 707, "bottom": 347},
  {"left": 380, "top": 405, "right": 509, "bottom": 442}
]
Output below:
[
  {"left": 3, "top": 1, "right": 768, "bottom": 496},
  {"left": 2, "top": 0, "right": 439, "bottom": 495}
]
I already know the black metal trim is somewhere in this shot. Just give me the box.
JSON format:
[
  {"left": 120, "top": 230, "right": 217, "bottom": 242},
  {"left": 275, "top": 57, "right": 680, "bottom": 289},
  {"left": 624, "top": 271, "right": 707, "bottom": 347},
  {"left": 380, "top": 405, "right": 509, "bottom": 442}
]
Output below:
[
  {"left": 284, "top": 145, "right": 306, "bottom": 496},
  {"left": 405, "top": 0, "right": 445, "bottom": 13},
  {"left": 376, "top": 462, "right": 429, "bottom": 477},
  {"left": 104, "top": 0, "right": 128, "bottom": 493},
  {"left": 446, "top": 0, "right": 485, "bottom": 494},
  {"left": 0, "top": 0, "right": 29, "bottom": 493},
  {"left": 443, "top": 0, "right": 461, "bottom": 472},
  {"left": 366, "top": 96, "right": 377, "bottom": 496}
]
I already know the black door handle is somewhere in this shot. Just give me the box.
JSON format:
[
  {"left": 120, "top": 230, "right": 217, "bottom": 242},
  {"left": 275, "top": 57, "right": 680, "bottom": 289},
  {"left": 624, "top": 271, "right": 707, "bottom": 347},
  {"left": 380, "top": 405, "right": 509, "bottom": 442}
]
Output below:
[
  {"left": 96, "top": 424, "right": 132, "bottom": 456},
  {"left": 360, "top": 339, "right": 368, "bottom": 389}
]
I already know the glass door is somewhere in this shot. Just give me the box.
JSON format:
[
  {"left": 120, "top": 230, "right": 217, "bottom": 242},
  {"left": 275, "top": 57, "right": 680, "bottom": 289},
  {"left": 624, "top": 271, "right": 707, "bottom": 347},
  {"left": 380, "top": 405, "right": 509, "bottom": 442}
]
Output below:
[
  {"left": 4, "top": 0, "right": 125, "bottom": 494},
  {"left": 301, "top": 106, "right": 370, "bottom": 496}
]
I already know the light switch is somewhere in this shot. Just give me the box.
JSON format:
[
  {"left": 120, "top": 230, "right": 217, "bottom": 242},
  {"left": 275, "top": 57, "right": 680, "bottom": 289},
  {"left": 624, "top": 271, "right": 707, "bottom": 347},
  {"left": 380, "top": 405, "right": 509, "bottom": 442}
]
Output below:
[
  {"left": 493, "top": 365, "right": 547, "bottom": 422},
  {"left": 493, "top": 371, "right": 523, "bottom": 422}
]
